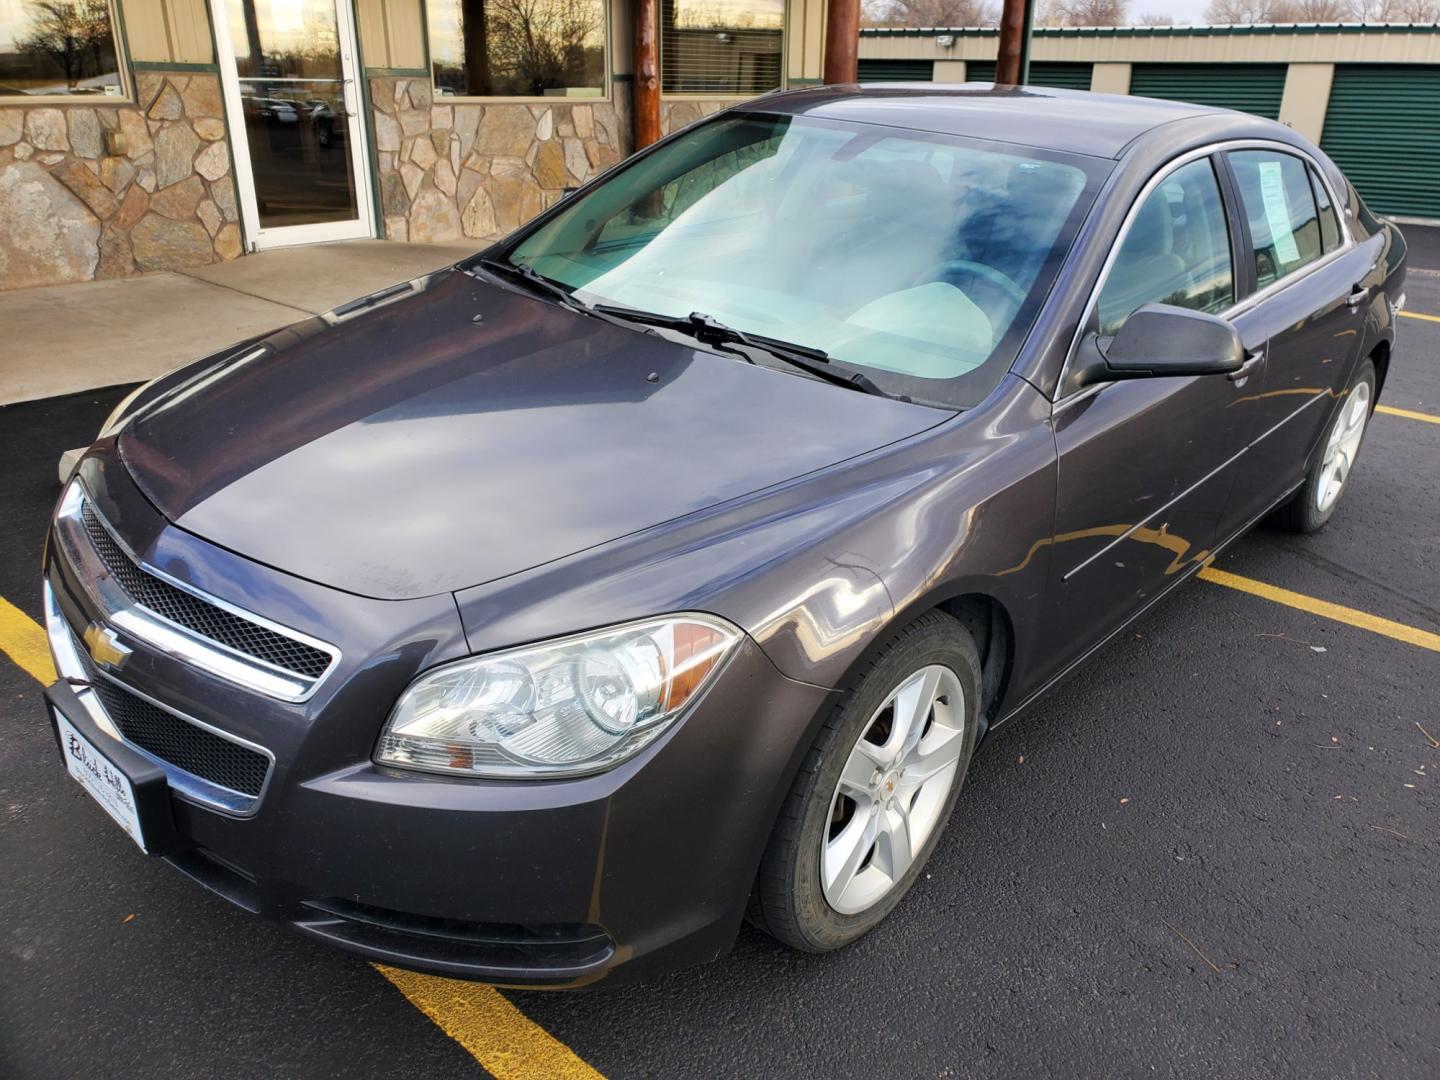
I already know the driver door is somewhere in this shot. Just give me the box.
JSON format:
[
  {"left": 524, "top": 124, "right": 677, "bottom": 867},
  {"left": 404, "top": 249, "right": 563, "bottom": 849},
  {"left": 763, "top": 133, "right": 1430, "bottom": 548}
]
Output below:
[{"left": 1034, "top": 154, "right": 1264, "bottom": 686}]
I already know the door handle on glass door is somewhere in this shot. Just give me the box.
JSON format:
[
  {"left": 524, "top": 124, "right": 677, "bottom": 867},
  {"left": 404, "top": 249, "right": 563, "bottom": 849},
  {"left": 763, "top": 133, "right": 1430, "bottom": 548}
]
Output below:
[{"left": 1227, "top": 349, "right": 1264, "bottom": 385}]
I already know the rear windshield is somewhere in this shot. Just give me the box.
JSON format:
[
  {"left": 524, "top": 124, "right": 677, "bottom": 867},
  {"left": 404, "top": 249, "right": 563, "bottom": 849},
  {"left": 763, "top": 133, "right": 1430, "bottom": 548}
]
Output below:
[{"left": 505, "top": 112, "right": 1108, "bottom": 408}]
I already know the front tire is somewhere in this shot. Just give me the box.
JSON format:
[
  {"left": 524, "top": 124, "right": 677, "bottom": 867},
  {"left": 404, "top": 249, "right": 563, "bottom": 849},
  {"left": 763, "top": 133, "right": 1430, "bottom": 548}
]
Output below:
[
  {"left": 751, "top": 610, "right": 980, "bottom": 952},
  {"left": 1274, "top": 358, "right": 1376, "bottom": 534}
]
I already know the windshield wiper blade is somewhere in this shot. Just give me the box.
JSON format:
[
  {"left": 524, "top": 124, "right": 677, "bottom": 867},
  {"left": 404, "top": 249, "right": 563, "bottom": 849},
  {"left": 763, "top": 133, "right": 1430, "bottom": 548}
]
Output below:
[
  {"left": 591, "top": 305, "right": 894, "bottom": 397},
  {"left": 477, "top": 257, "right": 589, "bottom": 312}
]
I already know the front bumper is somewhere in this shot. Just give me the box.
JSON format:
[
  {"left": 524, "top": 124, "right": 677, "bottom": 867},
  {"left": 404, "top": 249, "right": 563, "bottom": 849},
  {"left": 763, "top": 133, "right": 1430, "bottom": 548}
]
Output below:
[{"left": 45, "top": 455, "right": 833, "bottom": 988}]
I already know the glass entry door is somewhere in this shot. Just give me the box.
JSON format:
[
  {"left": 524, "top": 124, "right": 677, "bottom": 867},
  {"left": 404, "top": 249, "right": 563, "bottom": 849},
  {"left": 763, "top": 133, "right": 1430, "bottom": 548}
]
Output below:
[{"left": 211, "top": 0, "right": 374, "bottom": 248}]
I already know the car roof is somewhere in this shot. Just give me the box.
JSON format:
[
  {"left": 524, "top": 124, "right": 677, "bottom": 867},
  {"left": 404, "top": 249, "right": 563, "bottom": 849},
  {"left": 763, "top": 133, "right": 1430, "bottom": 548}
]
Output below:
[{"left": 749, "top": 84, "right": 1262, "bottom": 161}]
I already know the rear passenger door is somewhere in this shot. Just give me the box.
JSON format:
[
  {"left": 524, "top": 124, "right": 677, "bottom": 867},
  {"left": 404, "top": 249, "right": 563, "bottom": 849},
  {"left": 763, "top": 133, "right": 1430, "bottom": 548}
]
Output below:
[
  {"left": 1039, "top": 154, "right": 1260, "bottom": 682},
  {"left": 1216, "top": 147, "right": 1369, "bottom": 533}
]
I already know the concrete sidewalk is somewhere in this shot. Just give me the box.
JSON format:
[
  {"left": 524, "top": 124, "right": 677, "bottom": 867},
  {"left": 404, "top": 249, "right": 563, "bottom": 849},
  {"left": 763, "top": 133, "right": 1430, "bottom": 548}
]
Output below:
[{"left": 0, "top": 239, "right": 479, "bottom": 405}]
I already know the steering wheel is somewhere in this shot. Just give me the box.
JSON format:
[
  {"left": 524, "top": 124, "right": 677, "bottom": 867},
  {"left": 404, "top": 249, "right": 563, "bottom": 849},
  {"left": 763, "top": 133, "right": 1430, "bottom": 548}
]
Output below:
[{"left": 930, "top": 259, "right": 1028, "bottom": 310}]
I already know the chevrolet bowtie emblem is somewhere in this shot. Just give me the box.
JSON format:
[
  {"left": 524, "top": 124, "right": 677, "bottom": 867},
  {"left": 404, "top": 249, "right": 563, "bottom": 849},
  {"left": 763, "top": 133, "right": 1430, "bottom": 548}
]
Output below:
[{"left": 83, "top": 623, "right": 131, "bottom": 671}]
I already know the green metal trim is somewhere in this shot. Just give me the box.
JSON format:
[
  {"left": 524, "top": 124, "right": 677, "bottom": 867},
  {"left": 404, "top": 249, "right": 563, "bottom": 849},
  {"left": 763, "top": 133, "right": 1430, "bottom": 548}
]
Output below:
[
  {"left": 859, "top": 22, "right": 1440, "bottom": 38},
  {"left": 130, "top": 60, "right": 220, "bottom": 72},
  {"left": 364, "top": 66, "right": 429, "bottom": 77},
  {"left": 611, "top": 73, "right": 635, "bottom": 83},
  {"left": 787, "top": 77, "right": 823, "bottom": 85},
  {"left": 352, "top": 16, "right": 386, "bottom": 240}
]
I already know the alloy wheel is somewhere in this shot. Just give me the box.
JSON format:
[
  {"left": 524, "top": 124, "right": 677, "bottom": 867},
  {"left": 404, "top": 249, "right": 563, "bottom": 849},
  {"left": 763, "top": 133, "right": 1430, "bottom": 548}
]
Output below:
[
  {"left": 1316, "top": 381, "right": 1371, "bottom": 513},
  {"left": 821, "top": 664, "right": 966, "bottom": 915}
]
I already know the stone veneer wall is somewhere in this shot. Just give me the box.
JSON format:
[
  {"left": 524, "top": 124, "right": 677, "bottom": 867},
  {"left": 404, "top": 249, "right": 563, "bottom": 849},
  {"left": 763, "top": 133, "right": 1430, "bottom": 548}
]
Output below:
[
  {"left": 658, "top": 99, "right": 744, "bottom": 137},
  {"left": 369, "top": 77, "right": 634, "bottom": 245},
  {"left": 0, "top": 72, "right": 242, "bottom": 291}
]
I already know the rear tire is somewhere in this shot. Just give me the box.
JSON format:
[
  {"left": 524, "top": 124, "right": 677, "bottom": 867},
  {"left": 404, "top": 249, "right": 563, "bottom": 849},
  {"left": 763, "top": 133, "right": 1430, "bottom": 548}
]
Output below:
[
  {"left": 1273, "top": 358, "right": 1376, "bottom": 534},
  {"left": 751, "top": 610, "right": 980, "bottom": 953}
]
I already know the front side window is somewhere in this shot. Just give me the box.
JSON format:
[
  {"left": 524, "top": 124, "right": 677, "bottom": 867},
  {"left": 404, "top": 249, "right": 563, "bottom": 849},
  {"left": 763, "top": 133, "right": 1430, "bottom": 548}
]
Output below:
[
  {"left": 1228, "top": 149, "right": 1322, "bottom": 289},
  {"left": 0, "top": 0, "right": 126, "bottom": 99},
  {"left": 661, "top": 0, "right": 783, "bottom": 95},
  {"left": 505, "top": 113, "right": 1105, "bottom": 407},
  {"left": 429, "top": 0, "right": 606, "bottom": 99},
  {"left": 1097, "top": 157, "right": 1234, "bottom": 336}
]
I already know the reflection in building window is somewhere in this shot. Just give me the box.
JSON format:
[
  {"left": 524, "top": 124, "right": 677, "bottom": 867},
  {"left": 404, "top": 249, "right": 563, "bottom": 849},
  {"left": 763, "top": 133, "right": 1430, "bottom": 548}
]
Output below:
[
  {"left": 660, "top": 0, "right": 783, "bottom": 96},
  {"left": 0, "top": 0, "right": 125, "bottom": 98},
  {"left": 428, "top": 0, "right": 606, "bottom": 99}
]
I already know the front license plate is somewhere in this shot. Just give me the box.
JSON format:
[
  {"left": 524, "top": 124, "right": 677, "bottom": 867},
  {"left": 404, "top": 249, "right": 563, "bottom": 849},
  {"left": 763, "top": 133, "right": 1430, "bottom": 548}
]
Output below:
[{"left": 54, "top": 709, "right": 149, "bottom": 852}]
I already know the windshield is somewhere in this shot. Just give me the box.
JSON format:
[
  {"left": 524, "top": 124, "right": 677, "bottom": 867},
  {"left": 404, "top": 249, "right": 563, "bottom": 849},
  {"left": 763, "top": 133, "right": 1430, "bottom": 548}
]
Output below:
[{"left": 503, "top": 112, "right": 1107, "bottom": 407}]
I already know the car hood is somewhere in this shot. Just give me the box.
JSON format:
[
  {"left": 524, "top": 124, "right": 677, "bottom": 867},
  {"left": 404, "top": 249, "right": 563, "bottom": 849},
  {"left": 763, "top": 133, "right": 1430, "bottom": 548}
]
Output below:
[{"left": 119, "top": 268, "right": 947, "bottom": 600}]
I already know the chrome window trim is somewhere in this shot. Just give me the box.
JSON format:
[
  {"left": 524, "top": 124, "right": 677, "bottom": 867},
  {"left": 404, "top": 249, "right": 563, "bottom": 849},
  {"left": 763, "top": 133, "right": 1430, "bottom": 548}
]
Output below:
[
  {"left": 44, "top": 580, "right": 274, "bottom": 817},
  {"left": 1053, "top": 138, "right": 1356, "bottom": 409},
  {"left": 57, "top": 483, "right": 340, "bottom": 702}
]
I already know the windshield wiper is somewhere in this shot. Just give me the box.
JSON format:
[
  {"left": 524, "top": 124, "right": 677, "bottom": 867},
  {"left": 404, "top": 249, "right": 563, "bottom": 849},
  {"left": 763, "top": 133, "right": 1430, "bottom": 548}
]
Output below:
[
  {"left": 591, "top": 305, "right": 896, "bottom": 398},
  {"left": 476, "top": 257, "right": 591, "bottom": 313}
]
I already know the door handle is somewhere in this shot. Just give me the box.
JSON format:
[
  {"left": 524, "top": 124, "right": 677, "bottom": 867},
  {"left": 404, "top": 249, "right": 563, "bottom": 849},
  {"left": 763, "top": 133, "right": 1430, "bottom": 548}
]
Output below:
[
  {"left": 1228, "top": 349, "right": 1264, "bottom": 384},
  {"left": 1347, "top": 285, "right": 1372, "bottom": 309}
]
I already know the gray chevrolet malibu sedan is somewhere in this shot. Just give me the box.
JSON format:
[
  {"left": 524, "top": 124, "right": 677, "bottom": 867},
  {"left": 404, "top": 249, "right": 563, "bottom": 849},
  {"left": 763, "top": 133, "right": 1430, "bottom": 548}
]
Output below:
[{"left": 43, "top": 84, "right": 1405, "bottom": 987}]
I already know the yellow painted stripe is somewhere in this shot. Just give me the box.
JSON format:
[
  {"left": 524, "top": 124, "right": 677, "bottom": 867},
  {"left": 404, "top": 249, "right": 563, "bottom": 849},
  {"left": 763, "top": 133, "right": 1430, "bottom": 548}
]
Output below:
[
  {"left": 377, "top": 966, "right": 606, "bottom": 1080},
  {"left": 1199, "top": 568, "right": 1440, "bottom": 654},
  {"left": 0, "top": 594, "right": 601, "bottom": 1079},
  {"left": 0, "top": 595, "right": 56, "bottom": 685},
  {"left": 1377, "top": 404, "right": 1440, "bottom": 425},
  {"left": 1398, "top": 310, "right": 1440, "bottom": 324}
]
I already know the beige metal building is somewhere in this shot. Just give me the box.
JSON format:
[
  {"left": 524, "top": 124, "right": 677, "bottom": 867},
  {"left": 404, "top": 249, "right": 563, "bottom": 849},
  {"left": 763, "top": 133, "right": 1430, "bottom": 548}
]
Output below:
[
  {"left": 0, "top": 0, "right": 832, "bottom": 290},
  {"left": 860, "top": 23, "right": 1440, "bottom": 222}
]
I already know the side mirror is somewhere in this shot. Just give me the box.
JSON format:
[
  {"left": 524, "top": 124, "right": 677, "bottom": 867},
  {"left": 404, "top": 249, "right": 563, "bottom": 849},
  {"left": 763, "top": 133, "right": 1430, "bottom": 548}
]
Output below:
[{"left": 1070, "top": 304, "right": 1245, "bottom": 391}]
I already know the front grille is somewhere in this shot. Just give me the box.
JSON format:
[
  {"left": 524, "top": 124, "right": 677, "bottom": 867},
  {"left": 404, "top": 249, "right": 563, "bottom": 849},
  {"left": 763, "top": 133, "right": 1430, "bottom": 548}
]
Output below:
[
  {"left": 91, "top": 678, "right": 270, "bottom": 798},
  {"left": 80, "top": 501, "right": 331, "bottom": 680}
]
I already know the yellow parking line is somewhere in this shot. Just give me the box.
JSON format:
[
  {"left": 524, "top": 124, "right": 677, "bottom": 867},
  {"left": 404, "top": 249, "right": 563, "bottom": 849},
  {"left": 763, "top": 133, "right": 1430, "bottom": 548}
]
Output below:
[
  {"left": 1377, "top": 404, "right": 1440, "bottom": 425},
  {"left": 0, "top": 595, "right": 56, "bottom": 684},
  {"left": 1398, "top": 310, "right": 1440, "bottom": 324},
  {"left": 378, "top": 966, "right": 606, "bottom": 1080},
  {"left": 0, "top": 593, "right": 603, "bottom": 1079},
  {"left": 1199, "top": 567, "right": 1440, "bottom": 654}
]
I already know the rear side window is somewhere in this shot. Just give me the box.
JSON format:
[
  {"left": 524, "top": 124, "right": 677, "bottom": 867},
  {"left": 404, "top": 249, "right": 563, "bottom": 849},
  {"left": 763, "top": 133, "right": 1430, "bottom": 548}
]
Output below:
[
  {"left": 1310, "top": 166, "right": 1341, "bottom": 254},
  {"left": 1097, "top": 157, "right": 1234, "bottom": 336},
  {"left": 1227, "top": 150, "right": 1322, "bottom": 288}
]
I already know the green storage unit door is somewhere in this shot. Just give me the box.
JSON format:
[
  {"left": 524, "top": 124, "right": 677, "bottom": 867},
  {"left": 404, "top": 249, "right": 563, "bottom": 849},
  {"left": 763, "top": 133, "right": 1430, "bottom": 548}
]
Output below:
[
  {"left": 1321, "top": 65, "right": 1440, "bottom": 220},
  {"left": 1129, "top": 63, "right": 1287, "bottom": 119},
  {"left": 857, "top": 59, "right": 934, "bottom": 82},
  {"left": 1027, "top": 62, "right": 1093, "bottom": 90},
  {"left": 963, "top": 61, "right": 1091, "bottom": 90}
]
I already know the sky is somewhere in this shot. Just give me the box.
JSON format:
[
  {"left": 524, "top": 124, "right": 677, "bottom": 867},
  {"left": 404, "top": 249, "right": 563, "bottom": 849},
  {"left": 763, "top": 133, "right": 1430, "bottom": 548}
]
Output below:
[{"left": 1136, "top": 0, "right": 1216, "bottom": 21}]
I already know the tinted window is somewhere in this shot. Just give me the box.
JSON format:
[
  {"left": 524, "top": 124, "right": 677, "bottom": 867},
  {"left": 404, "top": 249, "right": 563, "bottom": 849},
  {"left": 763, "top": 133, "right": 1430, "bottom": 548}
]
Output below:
[
  {"left": 1228, "top": 150, "right": 1322, "bottom": 288},
  {"left": 1097, "top": 158, "right": 1234, "bottom": 336},
  {"left": 1310, "top": 166, "right": 1341, "bottom": 254},
  {"left": 429, "top": 0, "right": 606, "bottom": 98},
  {"left": 506, "top": 113, "right": 1106, "bottom": 408},
  {"left": 0, "top": 0, "right": 125, "bottom": 98},
  {"left": 662, "top": 0, "right": 783, "bottom": 95}
]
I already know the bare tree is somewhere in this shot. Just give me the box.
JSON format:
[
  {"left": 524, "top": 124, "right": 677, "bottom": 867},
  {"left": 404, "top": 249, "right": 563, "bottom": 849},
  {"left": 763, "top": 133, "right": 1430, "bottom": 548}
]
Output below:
[
  {"left": 1136, "top": 10, "right": 1175, "bottom": 21},
  {"left": 1350, "top": 0, "right": 1439, "bottom": 16},
  {"left": 863, "top": 0, "right": 998, "bottom": 26},
  {"left": 1043, "top": 0, "right": 1132, "bottom": 26},
  {"left": 20, "top": 0, "right": 114, "bottom": 90}
]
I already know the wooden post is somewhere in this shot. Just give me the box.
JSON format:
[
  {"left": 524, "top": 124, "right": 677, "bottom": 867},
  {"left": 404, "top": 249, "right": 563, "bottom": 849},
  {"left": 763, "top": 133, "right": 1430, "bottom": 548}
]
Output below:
[
  {"left": 632, "top": 0, "right": 662, "bottom": 150},
  {"left": 995, "top": 0, "right": 1033, "bottom": 86},
  {"left": 822, "top": 0, "right": 860, "bottom": 84}
]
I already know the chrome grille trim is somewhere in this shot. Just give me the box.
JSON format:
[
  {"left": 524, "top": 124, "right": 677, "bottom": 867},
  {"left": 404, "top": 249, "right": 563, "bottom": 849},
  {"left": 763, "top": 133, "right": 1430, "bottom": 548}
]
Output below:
[
  {"left": 54, "top": 482, "right": 340, "bottom": 702},
  {"left": 44, "top": 580, "right": 274, "bottom": 815}
]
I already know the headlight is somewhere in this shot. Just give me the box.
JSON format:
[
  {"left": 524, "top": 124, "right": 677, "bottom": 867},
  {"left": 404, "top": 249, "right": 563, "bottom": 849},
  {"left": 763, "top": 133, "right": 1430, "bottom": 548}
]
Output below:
[{"left": 375, "top": 614, "right": 741, "bottom": 779}]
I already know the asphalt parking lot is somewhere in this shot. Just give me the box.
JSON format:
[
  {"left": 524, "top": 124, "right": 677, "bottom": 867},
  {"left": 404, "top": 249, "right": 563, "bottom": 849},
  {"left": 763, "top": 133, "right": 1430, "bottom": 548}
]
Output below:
[{"left": 2, "top": 239, "right": 1437, "bottom": 1079}]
